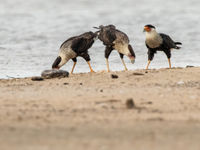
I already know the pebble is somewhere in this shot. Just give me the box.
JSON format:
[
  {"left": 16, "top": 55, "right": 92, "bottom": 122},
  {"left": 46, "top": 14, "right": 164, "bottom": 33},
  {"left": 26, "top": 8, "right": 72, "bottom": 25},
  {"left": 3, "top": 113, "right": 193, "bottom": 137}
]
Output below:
[
  {"left": 111, "top": 74, "right": 118, "bottom": 79},
  {"left": 31, "top": 76, "right": 44, "bottom": 81},
  {"left": 133, "top": 72, "right": 144, "bottom": 76},
  {"left": 126, "top": 98, "right": 135, "bottom": 109},
  {"left": 177, "top": 81, "right": 184, "bottom": 85},
  {"left": 186, "top": 65, "right": 194, "bottom": 68}
]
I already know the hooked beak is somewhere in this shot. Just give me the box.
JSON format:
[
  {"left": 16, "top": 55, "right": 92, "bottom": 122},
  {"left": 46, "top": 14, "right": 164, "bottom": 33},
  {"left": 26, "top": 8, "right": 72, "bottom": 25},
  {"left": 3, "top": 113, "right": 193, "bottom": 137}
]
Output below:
[
  {"left": 143, "top": 26, "right": 150, "bottom": 32},
  {"left": 94, "top": 31, "right": 100, "bottom": 39},
  {"left": 128, "top": 55, "right": 135, "bottom": 64},
  {"left": 131, "top": 58, "right": 135, "bottom": 64}
]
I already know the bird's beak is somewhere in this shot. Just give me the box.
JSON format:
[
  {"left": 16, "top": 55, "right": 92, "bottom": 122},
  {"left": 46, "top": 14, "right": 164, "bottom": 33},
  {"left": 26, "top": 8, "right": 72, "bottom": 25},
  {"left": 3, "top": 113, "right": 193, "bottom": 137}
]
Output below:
[
  {"left": 143, "top": 26, "right": 150, "bottom": 32},
  {"left": 129, "top": 56, "right": 135, "bottom": 64},
  {"left": 94, "top": 31, "right": 100, "bottom": 39},
  {"left": 131, "top": 58, "right": 135, "bottom": 64}
]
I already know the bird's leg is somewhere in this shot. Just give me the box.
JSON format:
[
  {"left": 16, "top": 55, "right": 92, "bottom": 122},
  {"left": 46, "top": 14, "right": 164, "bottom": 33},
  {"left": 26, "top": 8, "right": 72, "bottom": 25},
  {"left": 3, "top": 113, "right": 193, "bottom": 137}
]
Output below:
[
  {"left": 119, "top": 53, "right": 128, "bottom": 71},
  {"left": 80, "top": 53, "right": 95, "bottom": 73},
  {"left": 105, "top": 46, "right": 113, "bottom": 72},
  {"left": 87, "top": 61, "right": 95, "bottom": 73},
  {"left": 168, "top": 58, "right": 171, "bottom": 69},
  {"left": 71, "top": 58, "right": 77, "bottom": 74},
  {"left": 147, "top": 49, "right": 155, "bottom": 70},
  {"left": 163, "top": 50, "right": 171, "bottom": 69},
  {"left": 106, "top": 58, "right": 110, "bottom": 72},
  {"left": 71, "top": 62, "right": 77, "bottom": 74},
  {"left": 146, "top": 60, "right": 151, "bottom": 70},
  {"left": 121, "top": 58, "right": 128, "bottom": 71}
]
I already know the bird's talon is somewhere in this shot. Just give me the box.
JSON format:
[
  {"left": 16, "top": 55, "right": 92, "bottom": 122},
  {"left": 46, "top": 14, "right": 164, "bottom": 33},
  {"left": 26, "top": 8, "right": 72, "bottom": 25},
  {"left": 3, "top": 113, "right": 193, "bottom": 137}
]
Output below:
[{"left": 90, "top": 70, "right": 95, "bottom": 73}]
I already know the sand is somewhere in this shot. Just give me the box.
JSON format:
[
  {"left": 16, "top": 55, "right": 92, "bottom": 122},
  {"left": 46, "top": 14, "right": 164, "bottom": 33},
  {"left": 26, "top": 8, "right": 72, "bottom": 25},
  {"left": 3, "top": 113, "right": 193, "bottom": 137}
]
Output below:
[{"left": 0, "top": 67, "right": 200, "bottom": 150}]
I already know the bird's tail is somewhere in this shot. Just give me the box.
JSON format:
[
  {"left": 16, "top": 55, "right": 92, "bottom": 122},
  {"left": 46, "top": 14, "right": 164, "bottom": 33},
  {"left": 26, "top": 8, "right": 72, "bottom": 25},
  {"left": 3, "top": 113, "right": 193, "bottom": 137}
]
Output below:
[{"left": 175, "top": 42, "right": 182, "bottom": 49}]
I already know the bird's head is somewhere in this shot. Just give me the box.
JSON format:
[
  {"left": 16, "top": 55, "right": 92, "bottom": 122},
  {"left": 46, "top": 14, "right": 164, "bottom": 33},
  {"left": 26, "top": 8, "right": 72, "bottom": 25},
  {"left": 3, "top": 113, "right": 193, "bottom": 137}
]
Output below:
[
  {"left": 127, "top": 44, "right": 136, "bottom": 64},
  {"left": 52, "top": 53, "right": 69, "bottom": 69},
  {"left": 143, "top": 24, "right": 156, "bottom": 32},
  {"left": 82, "top": 31, "right": 98, "bottom": 40},
  {"left": 52, "top": 56, "right": 61, "bottom": 69}
]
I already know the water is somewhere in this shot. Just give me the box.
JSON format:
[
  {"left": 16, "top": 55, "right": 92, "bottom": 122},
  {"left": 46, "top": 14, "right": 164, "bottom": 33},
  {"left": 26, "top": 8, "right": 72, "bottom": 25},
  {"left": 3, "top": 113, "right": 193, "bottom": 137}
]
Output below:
[{"left": 0, "top": 0, "right": 199, "bottom": 79}]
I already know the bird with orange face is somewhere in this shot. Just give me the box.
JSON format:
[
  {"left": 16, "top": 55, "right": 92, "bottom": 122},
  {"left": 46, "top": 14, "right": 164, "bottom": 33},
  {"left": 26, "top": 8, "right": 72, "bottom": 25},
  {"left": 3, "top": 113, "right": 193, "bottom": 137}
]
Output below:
[{"left": 143, "top": 24, "right": 182, "bottom": 70}]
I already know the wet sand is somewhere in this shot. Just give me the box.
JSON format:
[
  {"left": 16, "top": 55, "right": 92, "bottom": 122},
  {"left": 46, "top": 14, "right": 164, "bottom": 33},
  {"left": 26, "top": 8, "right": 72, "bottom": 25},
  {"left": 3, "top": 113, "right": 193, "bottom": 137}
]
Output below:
[{"left": 0, "top": 67, "right": 200, "bottom": 150}]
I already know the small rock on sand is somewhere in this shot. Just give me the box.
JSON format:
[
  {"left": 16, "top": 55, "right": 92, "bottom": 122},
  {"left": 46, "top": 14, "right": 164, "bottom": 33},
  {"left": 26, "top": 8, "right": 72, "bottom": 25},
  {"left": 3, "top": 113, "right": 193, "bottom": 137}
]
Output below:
[
  {"left": 177, "top": 81, "right": 184, "bottom": 85},
  {"left": 111, "top": 74, "right": 118, "bottom": 79},
  {"left": 133, "top": 72, "right": 144, "bottom": 76},
  {"left": 126, "top": 98, "right": 135, "bottom": 109},
  {"left": 41, "top": 69, "right": 69, "bottom": 79},
  {"left": 186, "top": 65, "right": 194, "bottom": 68},
  {"left": 31, "top": 76, "right": 44, "bottom": 81}
]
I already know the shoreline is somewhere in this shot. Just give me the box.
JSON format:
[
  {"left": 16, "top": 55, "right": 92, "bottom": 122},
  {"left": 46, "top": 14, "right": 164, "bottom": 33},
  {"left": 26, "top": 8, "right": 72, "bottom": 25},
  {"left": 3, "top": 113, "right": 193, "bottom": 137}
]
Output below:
[{"left": 0, "top": 65, "right": 198, "bottom": 81}]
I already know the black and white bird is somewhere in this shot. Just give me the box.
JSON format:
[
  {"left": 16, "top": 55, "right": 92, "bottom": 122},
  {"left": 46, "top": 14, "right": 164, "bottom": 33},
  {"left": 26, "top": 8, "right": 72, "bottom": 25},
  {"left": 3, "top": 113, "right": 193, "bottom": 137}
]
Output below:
[
  {"left": 94, "top": 25, "right": 136, "bottom": 72},
  {"left": 52, "top": 31, "right": 97, "bottom": 73},
  {"left": 143, "top": 24, "right": 182, "bottom": 70}
]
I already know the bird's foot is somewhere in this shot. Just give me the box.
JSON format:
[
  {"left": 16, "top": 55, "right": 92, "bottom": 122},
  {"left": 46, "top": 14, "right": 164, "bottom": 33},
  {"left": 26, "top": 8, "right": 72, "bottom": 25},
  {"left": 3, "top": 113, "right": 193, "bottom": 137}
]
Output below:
[{"left": 90, "top": 69, "right": 95, "bottom": 73}]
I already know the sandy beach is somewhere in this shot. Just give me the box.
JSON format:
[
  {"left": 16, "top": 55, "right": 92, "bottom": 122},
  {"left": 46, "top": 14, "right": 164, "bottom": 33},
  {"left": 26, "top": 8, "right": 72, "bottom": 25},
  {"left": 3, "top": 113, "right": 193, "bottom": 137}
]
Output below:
[{"left": 0, "top": 67, "right": 200, "bottom": 150}]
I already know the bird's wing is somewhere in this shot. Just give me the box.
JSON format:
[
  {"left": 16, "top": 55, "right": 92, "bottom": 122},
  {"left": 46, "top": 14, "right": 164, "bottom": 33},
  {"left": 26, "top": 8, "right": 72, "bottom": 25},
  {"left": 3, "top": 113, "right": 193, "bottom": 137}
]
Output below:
[
  {"left": 106, "top": 28, "right": 117, "bottom": 44},
  {"left": 98, "top": 27, "right": 117, "bottom": 46},
  {"left": 145, "top": 42, "right": 150, "bottom": 49},
  {"left": 60, "top": 36, "right": 77, "bottom": 48},
  {"left": 160, "top": 33, "right": 176, "bottom": 49},
  {"left": 71, "top": 37, "right": 94, "bottom": 53},
  {"left": 115, "top": 29, "right": 129, "bottom": 43}
]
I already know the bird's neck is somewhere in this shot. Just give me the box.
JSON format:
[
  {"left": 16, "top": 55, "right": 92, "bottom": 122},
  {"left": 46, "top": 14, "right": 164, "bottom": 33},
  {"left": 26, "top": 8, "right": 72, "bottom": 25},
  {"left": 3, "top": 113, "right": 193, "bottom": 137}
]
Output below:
[
  {"left": 145, "top": 30, "right": 163, "bottom": 48},
  {"left": 145, "top": 30, "right": 160, "bottom": 40},
  {"left": 58, "top": 49, "right": 77, "bottom": 68}
]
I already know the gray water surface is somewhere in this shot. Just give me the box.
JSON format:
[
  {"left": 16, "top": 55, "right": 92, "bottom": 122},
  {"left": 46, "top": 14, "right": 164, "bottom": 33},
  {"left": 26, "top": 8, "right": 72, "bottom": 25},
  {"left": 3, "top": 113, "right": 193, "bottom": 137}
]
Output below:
[{"left": 0, "top": 0, "right": 199, "bottom": 78}]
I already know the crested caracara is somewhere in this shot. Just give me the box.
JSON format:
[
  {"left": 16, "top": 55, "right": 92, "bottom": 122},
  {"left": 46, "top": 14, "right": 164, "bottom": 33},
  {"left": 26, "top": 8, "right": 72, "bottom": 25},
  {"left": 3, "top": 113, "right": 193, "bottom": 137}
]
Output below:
[
  {"left": 52, "top": 31, "right": 97, "bottom": 73},
  {"left": 143, "top": 24, "right": 182, "bottom": 69},
  {"left": 94, "top": 25, "right": 136, "bottom": 72}
]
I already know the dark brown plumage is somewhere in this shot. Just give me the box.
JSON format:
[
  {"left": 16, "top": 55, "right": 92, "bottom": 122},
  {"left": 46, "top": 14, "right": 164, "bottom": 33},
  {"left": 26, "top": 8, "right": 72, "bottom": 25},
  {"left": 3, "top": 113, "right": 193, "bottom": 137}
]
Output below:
[
  {"left": 144, "top": 24, "right": 182, "bottom": 69},
  {"left": 52, "top": 31, "right": 97, "bottom": 73},
  {"left": 94, "top": 24, "right": 136, "bottom": 72}
]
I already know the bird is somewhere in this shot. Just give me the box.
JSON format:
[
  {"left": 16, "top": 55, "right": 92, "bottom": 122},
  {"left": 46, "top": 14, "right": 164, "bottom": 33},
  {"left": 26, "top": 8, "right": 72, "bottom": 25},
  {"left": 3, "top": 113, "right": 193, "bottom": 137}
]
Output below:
[
  {"left": 52, "top": 31, "right": 97, "bottom": 73},
  {"left": 143, "top": 24, "right": 182, "bottom": 70},
  {"left": 94, "top": 25, "right": 136, "bottom": 72}
]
